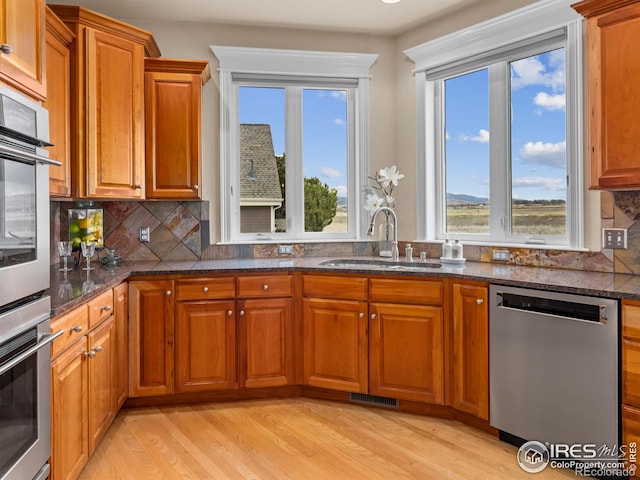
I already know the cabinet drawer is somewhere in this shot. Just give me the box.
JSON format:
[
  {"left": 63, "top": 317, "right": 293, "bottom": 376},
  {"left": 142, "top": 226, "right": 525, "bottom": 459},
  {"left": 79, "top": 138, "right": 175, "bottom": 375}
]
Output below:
[
  {"left": 88, "top": 289, "right": 114, "bottom": 329},
  {"left": 623, "top": 335, "right": 640, "bottom": 406},
  {"left": 50, "top": 306, "right": 89, "bottom": 358},
  {"left": 303, "top": 275, "right": 367, "bottom": 300},
  {"left": 623, "top": 300, "right": 640, "bottom": 339},
  {"left": 370, "top": 278, "right": 443, "bottom": 305},
  {"left": 237, "top": 275, "right": 292, "bottom": 298},
  {"left": 176, "top": 277, "right": 236, "bottom": 301}
]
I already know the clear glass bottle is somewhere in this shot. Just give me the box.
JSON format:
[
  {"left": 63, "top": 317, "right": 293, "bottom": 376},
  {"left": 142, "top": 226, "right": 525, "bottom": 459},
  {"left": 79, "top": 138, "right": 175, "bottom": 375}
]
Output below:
[
  {"left": 451, "top": 239, "right": 463, "bottom": 259},
  {"left": 442, "top": 237, "right": 452, "bottom": 259}
]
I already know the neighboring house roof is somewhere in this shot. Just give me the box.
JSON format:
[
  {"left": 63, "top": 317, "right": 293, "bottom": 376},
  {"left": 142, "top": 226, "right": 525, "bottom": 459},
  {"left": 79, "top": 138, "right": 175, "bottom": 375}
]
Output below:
[{"left": 240, "top": 124, "right": 283, "bottom": 204}]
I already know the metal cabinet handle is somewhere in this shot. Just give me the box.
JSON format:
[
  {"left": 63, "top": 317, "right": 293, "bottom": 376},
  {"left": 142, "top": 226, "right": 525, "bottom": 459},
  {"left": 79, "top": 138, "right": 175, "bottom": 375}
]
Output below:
[
  {"left": 476, "top": 299, "right": 484, "bottom": 305},
  {"left": 263, "top": 284, "right": 269, "bottom": 291},
  {"left": 240, "top": 310, "right": 245, "bottom": 316},
  {"left": 359, "top": 313, "right": 365, "bottom": 318},
  {"left": 166, "top": 290, "right": 172, "bottom": 296},
  {"left": 0, "top": 44, "right": 12, "bottom": 55},
  {"left": 370, "top": 314, "right": 377, "bottom": 320},
  {"left": 227, "top": 310, "right": 233, "bottom": 316},
  {"left": 134, "top": 184, "right": 142, "bottom": 189},
  {"left": 193, "top": 185, "right": 199, "bottom": 190},
  {"left": 85, "top": 350, "right": 96, "bottom": 358},
  {"left": 93, "top": 345, "right": 103, "bottom": 353},
  {"left": 71, "top": 325, "right": 83, "bottom": 333},
  {"left": 101, "top": 305, "right": 111, "bottom": 312},
  {"left": 203, "top": 287, "right": 209, "bottom": 293}
]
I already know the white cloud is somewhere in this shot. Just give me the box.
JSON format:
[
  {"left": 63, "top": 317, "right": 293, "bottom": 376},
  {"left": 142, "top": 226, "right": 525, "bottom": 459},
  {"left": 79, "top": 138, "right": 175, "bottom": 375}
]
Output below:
[
  {"left": 334, "top": 185, "right": 348, "bottom": 197},
  {"left": 333, "top": 118, "right": 346, "bottom": 126},
  {"left": 445, "top": 131, "right": 451, "bottom": 141},
  {"left": 513, "top": 176, "right": 566, "bottom": 192},
  {"left": 321, "top": 167, "right": 343, "bottom": 178},
  {"left": 534, "top": 92, "right": 565, "bottom": 111},
  {"left": 520, "top": 140, "right": 566, "bottom": 169},
  {"left": 460, "top": 129, "right": 490, "bottom": 143},
  {"left": 511, "top": 55, "right": 565, "bottom": 91},
  {"left": 330, "top": 91, "right": 347, "bottom": 101}
]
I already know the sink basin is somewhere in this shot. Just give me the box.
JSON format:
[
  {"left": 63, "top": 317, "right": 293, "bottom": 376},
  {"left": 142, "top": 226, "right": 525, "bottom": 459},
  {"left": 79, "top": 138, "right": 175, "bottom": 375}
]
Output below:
[{"left": 318, "top": 258, "right": 441, "bottom": 270}]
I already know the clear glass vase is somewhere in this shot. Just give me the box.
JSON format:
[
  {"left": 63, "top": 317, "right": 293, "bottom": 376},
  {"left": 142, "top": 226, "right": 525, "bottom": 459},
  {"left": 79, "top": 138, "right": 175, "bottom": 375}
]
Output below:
[{"left": 378, "top": 219, "right": 394, "bottom": 258}]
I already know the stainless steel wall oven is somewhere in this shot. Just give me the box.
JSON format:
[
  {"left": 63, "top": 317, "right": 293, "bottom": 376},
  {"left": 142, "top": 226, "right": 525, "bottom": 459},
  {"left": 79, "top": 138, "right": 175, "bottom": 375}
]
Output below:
[{"left": 0, "top": 84, "right": 58, "bottom": 480}]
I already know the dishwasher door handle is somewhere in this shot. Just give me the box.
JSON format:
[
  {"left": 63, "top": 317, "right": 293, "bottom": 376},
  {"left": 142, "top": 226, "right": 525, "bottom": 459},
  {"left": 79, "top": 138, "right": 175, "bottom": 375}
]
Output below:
[{"left": 495, "top": 291, "right": 609, "bottom": 325}]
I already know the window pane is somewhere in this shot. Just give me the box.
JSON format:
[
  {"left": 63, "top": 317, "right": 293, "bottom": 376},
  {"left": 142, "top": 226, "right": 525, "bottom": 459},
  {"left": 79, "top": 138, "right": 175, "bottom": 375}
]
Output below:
[
  {"left": 444, "top": 69, "right": 490, "bottom": 235},
  {"left": 238, "top": 86, "right": 286, "bottom": 233},
  {"left": 510, "top": 48, "right": 567, "bottom": 238},
  {"left": 302, "top": 88, "right": 347, "bottom": 233}
]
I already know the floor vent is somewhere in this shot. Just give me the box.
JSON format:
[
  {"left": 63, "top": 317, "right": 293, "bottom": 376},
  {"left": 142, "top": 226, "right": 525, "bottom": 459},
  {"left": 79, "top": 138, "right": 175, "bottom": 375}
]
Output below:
[{"left": 349, "top": 393, "right": 399, "bottom": 409}]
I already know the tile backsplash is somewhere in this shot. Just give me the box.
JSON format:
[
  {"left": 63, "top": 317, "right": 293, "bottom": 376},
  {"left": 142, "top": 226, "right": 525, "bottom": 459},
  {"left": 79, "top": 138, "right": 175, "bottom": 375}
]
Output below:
[{"left": 49, "top": 191, "right": 640, "bottom": 275}]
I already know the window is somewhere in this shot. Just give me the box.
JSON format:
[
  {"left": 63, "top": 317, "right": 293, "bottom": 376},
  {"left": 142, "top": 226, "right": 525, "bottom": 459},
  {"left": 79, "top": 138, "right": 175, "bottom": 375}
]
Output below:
[
  {"left": 211, "top": 46, "right": 378, "bottom": 243},
  {"left": 405, "top": 0, "right": 584, "bottom": 248}
]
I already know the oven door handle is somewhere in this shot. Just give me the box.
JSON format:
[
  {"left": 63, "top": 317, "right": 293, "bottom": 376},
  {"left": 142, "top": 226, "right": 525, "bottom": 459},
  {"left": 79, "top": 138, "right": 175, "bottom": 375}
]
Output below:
[
  {"left": 0, "top": 143, "right": 61, "bottom": 166},
  {"left": 0, "top": 329, "right": 64, "bottom": 376}
]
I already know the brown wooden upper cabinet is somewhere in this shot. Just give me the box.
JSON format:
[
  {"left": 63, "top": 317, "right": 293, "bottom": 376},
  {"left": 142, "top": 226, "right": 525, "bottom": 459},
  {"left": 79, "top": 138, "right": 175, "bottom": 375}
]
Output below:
[
  {"left": 48, "top": 5, "right": 160, "bottom": 199},
  {"left": 572, "top": 0, "right": 640, "bottom": 189},
  {"left": 0, "top": 0, "right": 46, "bottom": 100},
  {"left": 45, "top": 6, "right": 74, "bottom": 197},
  {"left": 144, "top": 58, "right": 210, "bottom": 199}
]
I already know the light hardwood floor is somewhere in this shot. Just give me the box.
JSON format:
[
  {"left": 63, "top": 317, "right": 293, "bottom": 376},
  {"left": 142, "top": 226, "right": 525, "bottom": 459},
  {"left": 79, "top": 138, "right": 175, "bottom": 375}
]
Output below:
[{"left": 79, "top": 398, "right": 577, "bottom": 479}]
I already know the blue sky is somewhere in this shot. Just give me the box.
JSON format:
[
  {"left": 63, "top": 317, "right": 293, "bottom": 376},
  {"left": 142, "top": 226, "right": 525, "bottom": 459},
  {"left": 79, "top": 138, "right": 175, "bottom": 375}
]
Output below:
[
  {"left": 445, "top": 48, "right": 567, "bottom": 201},
  {"left": 239, "top": 86, "right": 348, "bottom": 196}
]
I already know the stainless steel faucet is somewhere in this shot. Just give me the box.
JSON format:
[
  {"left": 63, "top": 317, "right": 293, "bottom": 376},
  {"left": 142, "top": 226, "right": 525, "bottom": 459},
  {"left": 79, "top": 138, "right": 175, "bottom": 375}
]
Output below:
[{"left": 367, "top": 206, "right": 399, "bottom": 261}]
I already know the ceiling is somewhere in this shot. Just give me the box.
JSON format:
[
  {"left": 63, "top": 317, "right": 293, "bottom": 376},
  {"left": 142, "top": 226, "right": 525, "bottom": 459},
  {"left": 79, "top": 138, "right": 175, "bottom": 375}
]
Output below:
[{"left": 47, "top": 0, "right": 486, "bottom": 35}]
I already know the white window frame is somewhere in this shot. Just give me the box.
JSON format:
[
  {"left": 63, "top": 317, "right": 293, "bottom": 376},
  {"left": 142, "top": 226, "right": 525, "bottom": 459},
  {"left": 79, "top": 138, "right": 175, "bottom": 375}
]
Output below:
[
  {"left": 211, "top": 46, "right": 378, "bottom": 243},
  {"left": 404, "top": 0, "right": 584, "bottom": 249}
]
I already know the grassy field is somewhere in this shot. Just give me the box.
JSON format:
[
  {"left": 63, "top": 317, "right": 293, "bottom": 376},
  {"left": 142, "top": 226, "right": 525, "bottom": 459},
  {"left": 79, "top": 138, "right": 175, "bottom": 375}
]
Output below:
[{"left": 447, "top": 203, "right": 566, "bottom": 236}]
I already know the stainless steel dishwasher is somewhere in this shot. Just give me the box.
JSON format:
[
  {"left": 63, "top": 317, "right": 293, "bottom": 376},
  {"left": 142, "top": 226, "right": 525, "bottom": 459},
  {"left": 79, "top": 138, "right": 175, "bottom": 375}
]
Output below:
[{"left": 490, "top": 284, "right": 619, "bottom": 453}]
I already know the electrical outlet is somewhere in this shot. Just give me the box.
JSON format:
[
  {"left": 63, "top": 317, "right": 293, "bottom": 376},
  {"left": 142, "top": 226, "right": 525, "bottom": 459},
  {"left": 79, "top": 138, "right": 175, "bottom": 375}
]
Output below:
[
  {"left": 139, "top": 227, "right": 150, "bottom": 243},
  {"left": 278, "top": 244, "right": 293, "bottom": 255},
  {"left": 493, "top": 250, "right": 510, "bottom": 261},
  {"left": 602, "top": 228, "right": 627, "bottom": 249}
]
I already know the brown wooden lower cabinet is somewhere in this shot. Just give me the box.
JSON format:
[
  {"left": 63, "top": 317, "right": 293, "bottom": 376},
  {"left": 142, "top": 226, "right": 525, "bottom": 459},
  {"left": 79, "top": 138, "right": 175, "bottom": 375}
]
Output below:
[
  {"left": 238, "top": 297, "right": 293, "bottom": 388},
  {"left": 451, "top": 282, "right": 489, "bottom": 420},
  {"left": 176, "top": 300, "right": 236, "bottom": 392},
  {"left": 302, "top": 297, "right": 369, "bottom": 393},
  {"left": 369, "top": 302, "right": 444, "bottom": 403},
  {"left": 113, "top": 282, "right": 128, "bottom": 409}
]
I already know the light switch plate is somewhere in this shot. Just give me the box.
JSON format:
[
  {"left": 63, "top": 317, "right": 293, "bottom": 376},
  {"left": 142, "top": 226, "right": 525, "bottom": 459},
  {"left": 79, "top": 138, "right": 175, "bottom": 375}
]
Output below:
[{"left": 602, "top": 228, "right": 627, "bottom": 249}]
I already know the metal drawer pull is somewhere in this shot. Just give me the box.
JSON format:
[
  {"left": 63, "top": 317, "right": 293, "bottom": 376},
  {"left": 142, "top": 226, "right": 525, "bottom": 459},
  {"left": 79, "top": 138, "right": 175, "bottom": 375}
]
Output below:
[
  {"left": 476, "top": 299, "right": 484, "bottom": 305},
  {"left": 0, "top": 44, "right": 13, "bottom": 55},
  {"left": 263, "top": 284, "right": 269, "bottom": 291},
  {"left": 240, "top": 310, "right": 245, "bottom": 316},
  {"left": 94, "top": 345, "right": 103, "bottom": 353},
  {"left": 193, "top": 185, "right": 199, "bottom": 190},
  {"left": 71, "top": 325, "right": 83, "bottom": 333},
  {"left": 85, "top": 350, "right": 96, "bottom": 358},
  {"left": 371, "top": 314, "right": 377, "bottom": 320},
  {"left": 166, "top": 290, "right": 172, "bottom": 296},
  {"left": 0, "top": 330, "right": 65, "bottom": 376},
  {"left": 203, "top": 287, "right": 209, "bottom": 293},
  {"left": 101, "top": 305, "right": 111, "bottom": 312},
  {"left": 359, "top": 313, "right": 365, "bottom": 318},
  {"left": 227, "top": 310, "right": 233, "bottom": 316}
]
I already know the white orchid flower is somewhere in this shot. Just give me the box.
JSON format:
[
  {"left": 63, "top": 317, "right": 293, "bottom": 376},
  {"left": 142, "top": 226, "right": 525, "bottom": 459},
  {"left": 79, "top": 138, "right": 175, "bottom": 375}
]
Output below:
[
  {"left": 377, "top": 165, "right": 404, "bottom": 188},
  {"left": 384, "top": 195, "right": 395, "bottom": 206},
  {"left": 364, "top": 193, "right": 384, "bottom": 212}
]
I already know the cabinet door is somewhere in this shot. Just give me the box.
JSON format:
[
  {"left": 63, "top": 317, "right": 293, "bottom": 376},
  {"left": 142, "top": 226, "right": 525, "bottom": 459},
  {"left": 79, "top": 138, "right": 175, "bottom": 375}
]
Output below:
[
  {"left": 302, "top": 298, "right": 368, "bottom": 393},
  {"left": 176, "top": 300, "right": 236, "bottom": 392},
  {"left": 369, "top": 302, "right": 444, "bottom": 403},
  {"left": 145, "top": 65, "right": 204, "bottom": 199},
  {"left": 0, "top": 0, "right": 46, "bottom": 100},
  {"left": 113, "top": 282, "right": 128, "bottom": 410},
  {"left": 51, "top": 339, "right": 89, "bottom": 480},
  {"left": 84, "top": 27, "right": 144, "bottom": 198},
  {"left": 580, "top": 3, "right": 640, "bottom": 189},
  {"left": 238, "top": 298, "right": 293, "bottom": 388},
  {"left": 45, "top": 7, "right": 73, "bottom": 197},
  {"left": 87, "top": 316, "right": 115, "bottom": 453},
  {"left": 452, "top": 283, "right": 489, "bottom": 419},
  {"left": 129, "top": 280, "right": 175, "bottom": 397}
]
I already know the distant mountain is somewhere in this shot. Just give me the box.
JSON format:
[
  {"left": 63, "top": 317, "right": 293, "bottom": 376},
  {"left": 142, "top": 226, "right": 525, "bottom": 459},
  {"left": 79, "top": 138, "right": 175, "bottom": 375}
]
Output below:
[{"left": 447, "top": 193, "right": 488, "bottom": 205}]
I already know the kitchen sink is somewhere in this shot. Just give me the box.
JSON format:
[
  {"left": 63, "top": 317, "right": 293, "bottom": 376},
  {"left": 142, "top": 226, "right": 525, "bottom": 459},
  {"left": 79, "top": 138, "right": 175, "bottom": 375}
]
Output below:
[{"left": 318, "top": 258, "right": 441, "bottom": 270}]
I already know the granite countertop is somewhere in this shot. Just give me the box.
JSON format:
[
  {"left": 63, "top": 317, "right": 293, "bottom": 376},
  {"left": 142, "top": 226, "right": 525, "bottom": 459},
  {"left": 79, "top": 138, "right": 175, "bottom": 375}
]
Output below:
[{"left": 46, "top": 256, "right": 640, "bottom": 316}]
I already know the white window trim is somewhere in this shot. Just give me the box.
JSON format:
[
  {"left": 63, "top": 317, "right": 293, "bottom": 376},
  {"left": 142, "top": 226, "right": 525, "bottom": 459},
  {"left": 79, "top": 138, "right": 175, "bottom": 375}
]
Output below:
[
  {"left": 404, "top": 0, "right": 585, "bottom": 249},
  {"left": 211, "top": 46, "right": 378, "bottom": 243}
]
